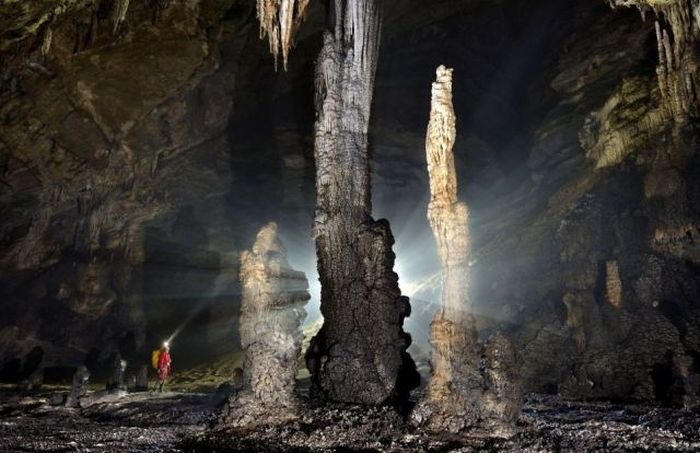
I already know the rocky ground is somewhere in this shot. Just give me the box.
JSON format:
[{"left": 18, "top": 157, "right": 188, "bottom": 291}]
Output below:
[{"left": 1, "top": 385, "right": 699, "bottom": 452}]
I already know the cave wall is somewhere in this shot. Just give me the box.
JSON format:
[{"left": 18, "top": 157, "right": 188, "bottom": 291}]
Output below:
[
  {"left": 469, "top": 1, "right": 700, "bottom": 402},
  {"left": 0, "top": 0, "right": 258, "bottom": 379}
]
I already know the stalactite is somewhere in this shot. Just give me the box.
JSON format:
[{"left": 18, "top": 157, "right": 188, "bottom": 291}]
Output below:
[
  {"left": 412, "top": 66, "right": 522, "bottom": 437},
  {"left": 256, "top": 0, "right": 311, "bottom": 71},
  {"left": 113, "top": 0, "right": 130, "bottom": 34},
  {"left": 41, "top": 26, "right": 53, "bottom": 57},
  {"left": 219, "top": 223, "right": 310, "bottom": 427},
  {"left": 609, "top": 0, "right": 700, "bottom": 119},
  {"left": 304, "top": 0, "right": 417, "bottom": 406}
]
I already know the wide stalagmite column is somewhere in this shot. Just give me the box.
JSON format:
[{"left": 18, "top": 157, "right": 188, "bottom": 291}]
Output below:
[
  {"left": 219, "top": 222, "right": 310, "bottom": 427},
  {"left": 305, "top": 0, "right": 416, "bottom": 405},
  {"left": 412, "top": 66, "right": 522, "bottom": 436}
]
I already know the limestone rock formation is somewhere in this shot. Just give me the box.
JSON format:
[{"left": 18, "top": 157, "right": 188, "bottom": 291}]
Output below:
[
  {"left": 106, "top": 354, "right": 127, "bottom": 392},
  {"left": 219, "top": 222, "right": 310, "bottom": 427},
  {"left": 65, "top": 365, "right": 90, "bottom": 408},
  {"left": 303, "top": 0, "right": 417, "bottom": 405},
  {"left": 135, "top": 365, "right": 148, "bottom": 392},
  {"left": 256, "top": 0, "right": 310, "bottom": 70},
  {"left": 608, "top": 0, "right": 700, "bottom": 119},
  {"left": 0, "top": 0, "right": 251, "bottom": 376},
  {"left": 606, "top": 260, "right": 623, "bottom": 308},
  {"left": 412, "top": 66, "right": 522, "bottom": 436},
  {"left": 0, "top": 0, "right": 698, "bottom": 410}
]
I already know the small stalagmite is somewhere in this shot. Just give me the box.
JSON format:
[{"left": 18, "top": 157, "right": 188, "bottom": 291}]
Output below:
[
  {"left": 219, "top": 222, "right": 310, "bottom": 427},
  {"left": 65, "top": 365, "right": 90, "bottom": 408},
  {"left": 412, "top": 66, "right": 522, "bottom": 436}
]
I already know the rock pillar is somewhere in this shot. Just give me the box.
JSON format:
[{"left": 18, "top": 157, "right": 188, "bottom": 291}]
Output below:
[
  {"left": 65, "top": 365, "right": 90, "bottom": 408},
  {"left": 219, "top": 222, "right": 310, "bottom": 427},
  {"left": 412, "top": 66, "right": 522, "bottom": 436},
  {"left": 304, "top": 0, "right": 416, "bottom": 405}
]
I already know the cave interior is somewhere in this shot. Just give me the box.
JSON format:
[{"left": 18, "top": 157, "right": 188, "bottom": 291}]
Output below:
[{"left": 0, "top": 0, "right": 699, "bottom": 451}]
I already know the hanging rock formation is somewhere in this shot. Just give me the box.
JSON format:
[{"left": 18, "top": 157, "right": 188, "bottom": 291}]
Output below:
[
  {"left": 608, "top": 0, "right": 700, "bottom": 119},
  {"left": 412, "top": 66, "right": 522, "bottom": 436},
  {"left": 219, "top": 222, "right": 310, "bottom": 427},
  {"left": 256, "top": 0, "right": 311, "bottom": 71},
  {"left": 302, "top": 0, "right": 417, "bottom": 405}
]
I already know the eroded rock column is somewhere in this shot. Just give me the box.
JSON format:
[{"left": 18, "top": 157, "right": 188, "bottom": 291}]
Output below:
[
  {"left": 412, "top": 66, "right": 521, "bottom": 436},
  {"left": 219, "top": 222, "right": 310, "bottom": 427},
  {"left": 304, "top": 0, "right": 416, "bottom": 405}
]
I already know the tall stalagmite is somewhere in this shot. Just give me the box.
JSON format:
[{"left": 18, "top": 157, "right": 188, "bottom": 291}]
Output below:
[
  {"left": 305, "top": 0, "right": 416, "bottom": 405},
  {"left": 219, "top": 223, "right": 310, "bottom": 427},
  {"left": 413, "top": 66, "right": 522, "bottom": 436}
]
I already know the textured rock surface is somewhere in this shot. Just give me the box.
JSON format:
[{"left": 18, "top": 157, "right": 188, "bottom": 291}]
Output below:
[
  {"left": 608, "top": 0, "right": 700, "bottom": 118},
  {"left": 0, "top": 0, "right": 698, "bottom": 409},
  {"left": 412, "top": 65, "right": 522, "bottom": 435},
  {"left": 304, "top": 0, "right": 416, "bottom": 405},
  {"left": 375, "top": 1, "right": 699, "bottom": 406},
  {"left": 65, "top": 365, "right": 90, "bottom": 408},
  {"left": 196, "top": 393, "right": 700, "bottom": 452},
  {"left": 0, "top": 0, "right": 255, "bottom": 379},
  {"left": 1, "top": 389, "right": 699, "bottom": 452},
  {"left": 256, "top": 0, "right": 310, "bottom": 70},
  {"left": 219, "top": 222, "right": 309, "bottom": 427}
]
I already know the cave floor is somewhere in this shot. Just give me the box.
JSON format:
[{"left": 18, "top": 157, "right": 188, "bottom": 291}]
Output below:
[{"left": 0, "top": 387, "right": 699, "bottom": 452}]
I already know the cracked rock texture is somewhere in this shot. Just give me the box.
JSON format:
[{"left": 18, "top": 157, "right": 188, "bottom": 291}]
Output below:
[
  {"left": 304, "top": 0, "right": 417, "bottom": 405},
  {"left": 219, "top": 222, "right": 309, "bottom": 427}
]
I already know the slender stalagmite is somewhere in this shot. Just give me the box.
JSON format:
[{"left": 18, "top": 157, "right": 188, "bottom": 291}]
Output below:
[
  {"left": 413, "top": 66, "right": 522, "bottom": 435},
  {"left": 219, "top": 223, "right": 310, "bottom": 427},
  {"left": 305, "top": 0, "right": 417, "bottom": 405}
]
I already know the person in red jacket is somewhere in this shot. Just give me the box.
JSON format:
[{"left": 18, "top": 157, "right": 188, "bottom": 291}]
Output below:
[{"left": 155, "top": 342, "right": 172, "bottom": 392}]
